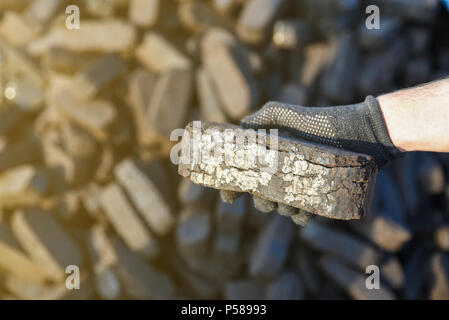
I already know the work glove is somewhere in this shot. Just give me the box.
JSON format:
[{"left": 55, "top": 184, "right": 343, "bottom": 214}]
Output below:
[{"left": 221, "top": 95, "right": 404, "bottom": 225}]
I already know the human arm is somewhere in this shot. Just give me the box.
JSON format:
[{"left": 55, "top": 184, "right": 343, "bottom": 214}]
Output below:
[{"left": 222, "top": 78, "right": 449, "bottom": 224}]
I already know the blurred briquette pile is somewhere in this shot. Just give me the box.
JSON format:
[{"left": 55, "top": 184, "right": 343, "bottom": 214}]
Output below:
[{"left": 0, "top": 0, "right": 448, "bottom": 300}]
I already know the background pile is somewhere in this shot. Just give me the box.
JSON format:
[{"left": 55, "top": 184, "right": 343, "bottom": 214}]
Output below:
[{"left": 0, "top": 0, "right": 448, "bottom": 300}]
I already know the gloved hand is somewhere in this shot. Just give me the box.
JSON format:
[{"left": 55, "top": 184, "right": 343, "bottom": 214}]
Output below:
[{"left": 221, "top": 95, "right": 403, "bottom": 225}]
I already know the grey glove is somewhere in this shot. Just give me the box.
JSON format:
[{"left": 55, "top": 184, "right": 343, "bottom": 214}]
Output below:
[
  {"left": 220, "top": 191, "right": 314, "bottom": 226},
  {"left": 221, "top": 95, "right": 403, "bottom": 225}
]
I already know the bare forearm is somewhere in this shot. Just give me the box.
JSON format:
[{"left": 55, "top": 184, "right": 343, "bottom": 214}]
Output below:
[{"left": 378, "top": 78, "right": 449, "bottom": 153}]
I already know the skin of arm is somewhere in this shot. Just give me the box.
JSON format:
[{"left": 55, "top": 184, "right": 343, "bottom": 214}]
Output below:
[{"left": 377, "top": 78, "right": 449, "bottom": 153}]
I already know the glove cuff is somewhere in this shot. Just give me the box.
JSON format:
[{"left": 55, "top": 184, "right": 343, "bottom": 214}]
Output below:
[{"left": 364, "top": 95, "right": 404, "bottom": 163}]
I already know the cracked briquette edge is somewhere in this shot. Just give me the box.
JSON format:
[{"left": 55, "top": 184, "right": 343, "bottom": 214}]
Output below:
[
  {"left": 178, "top": 122, "right": 377, "bottom": 220},
  {"left": 186, "top": 122, "right": 376, "bottom": 169}
]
